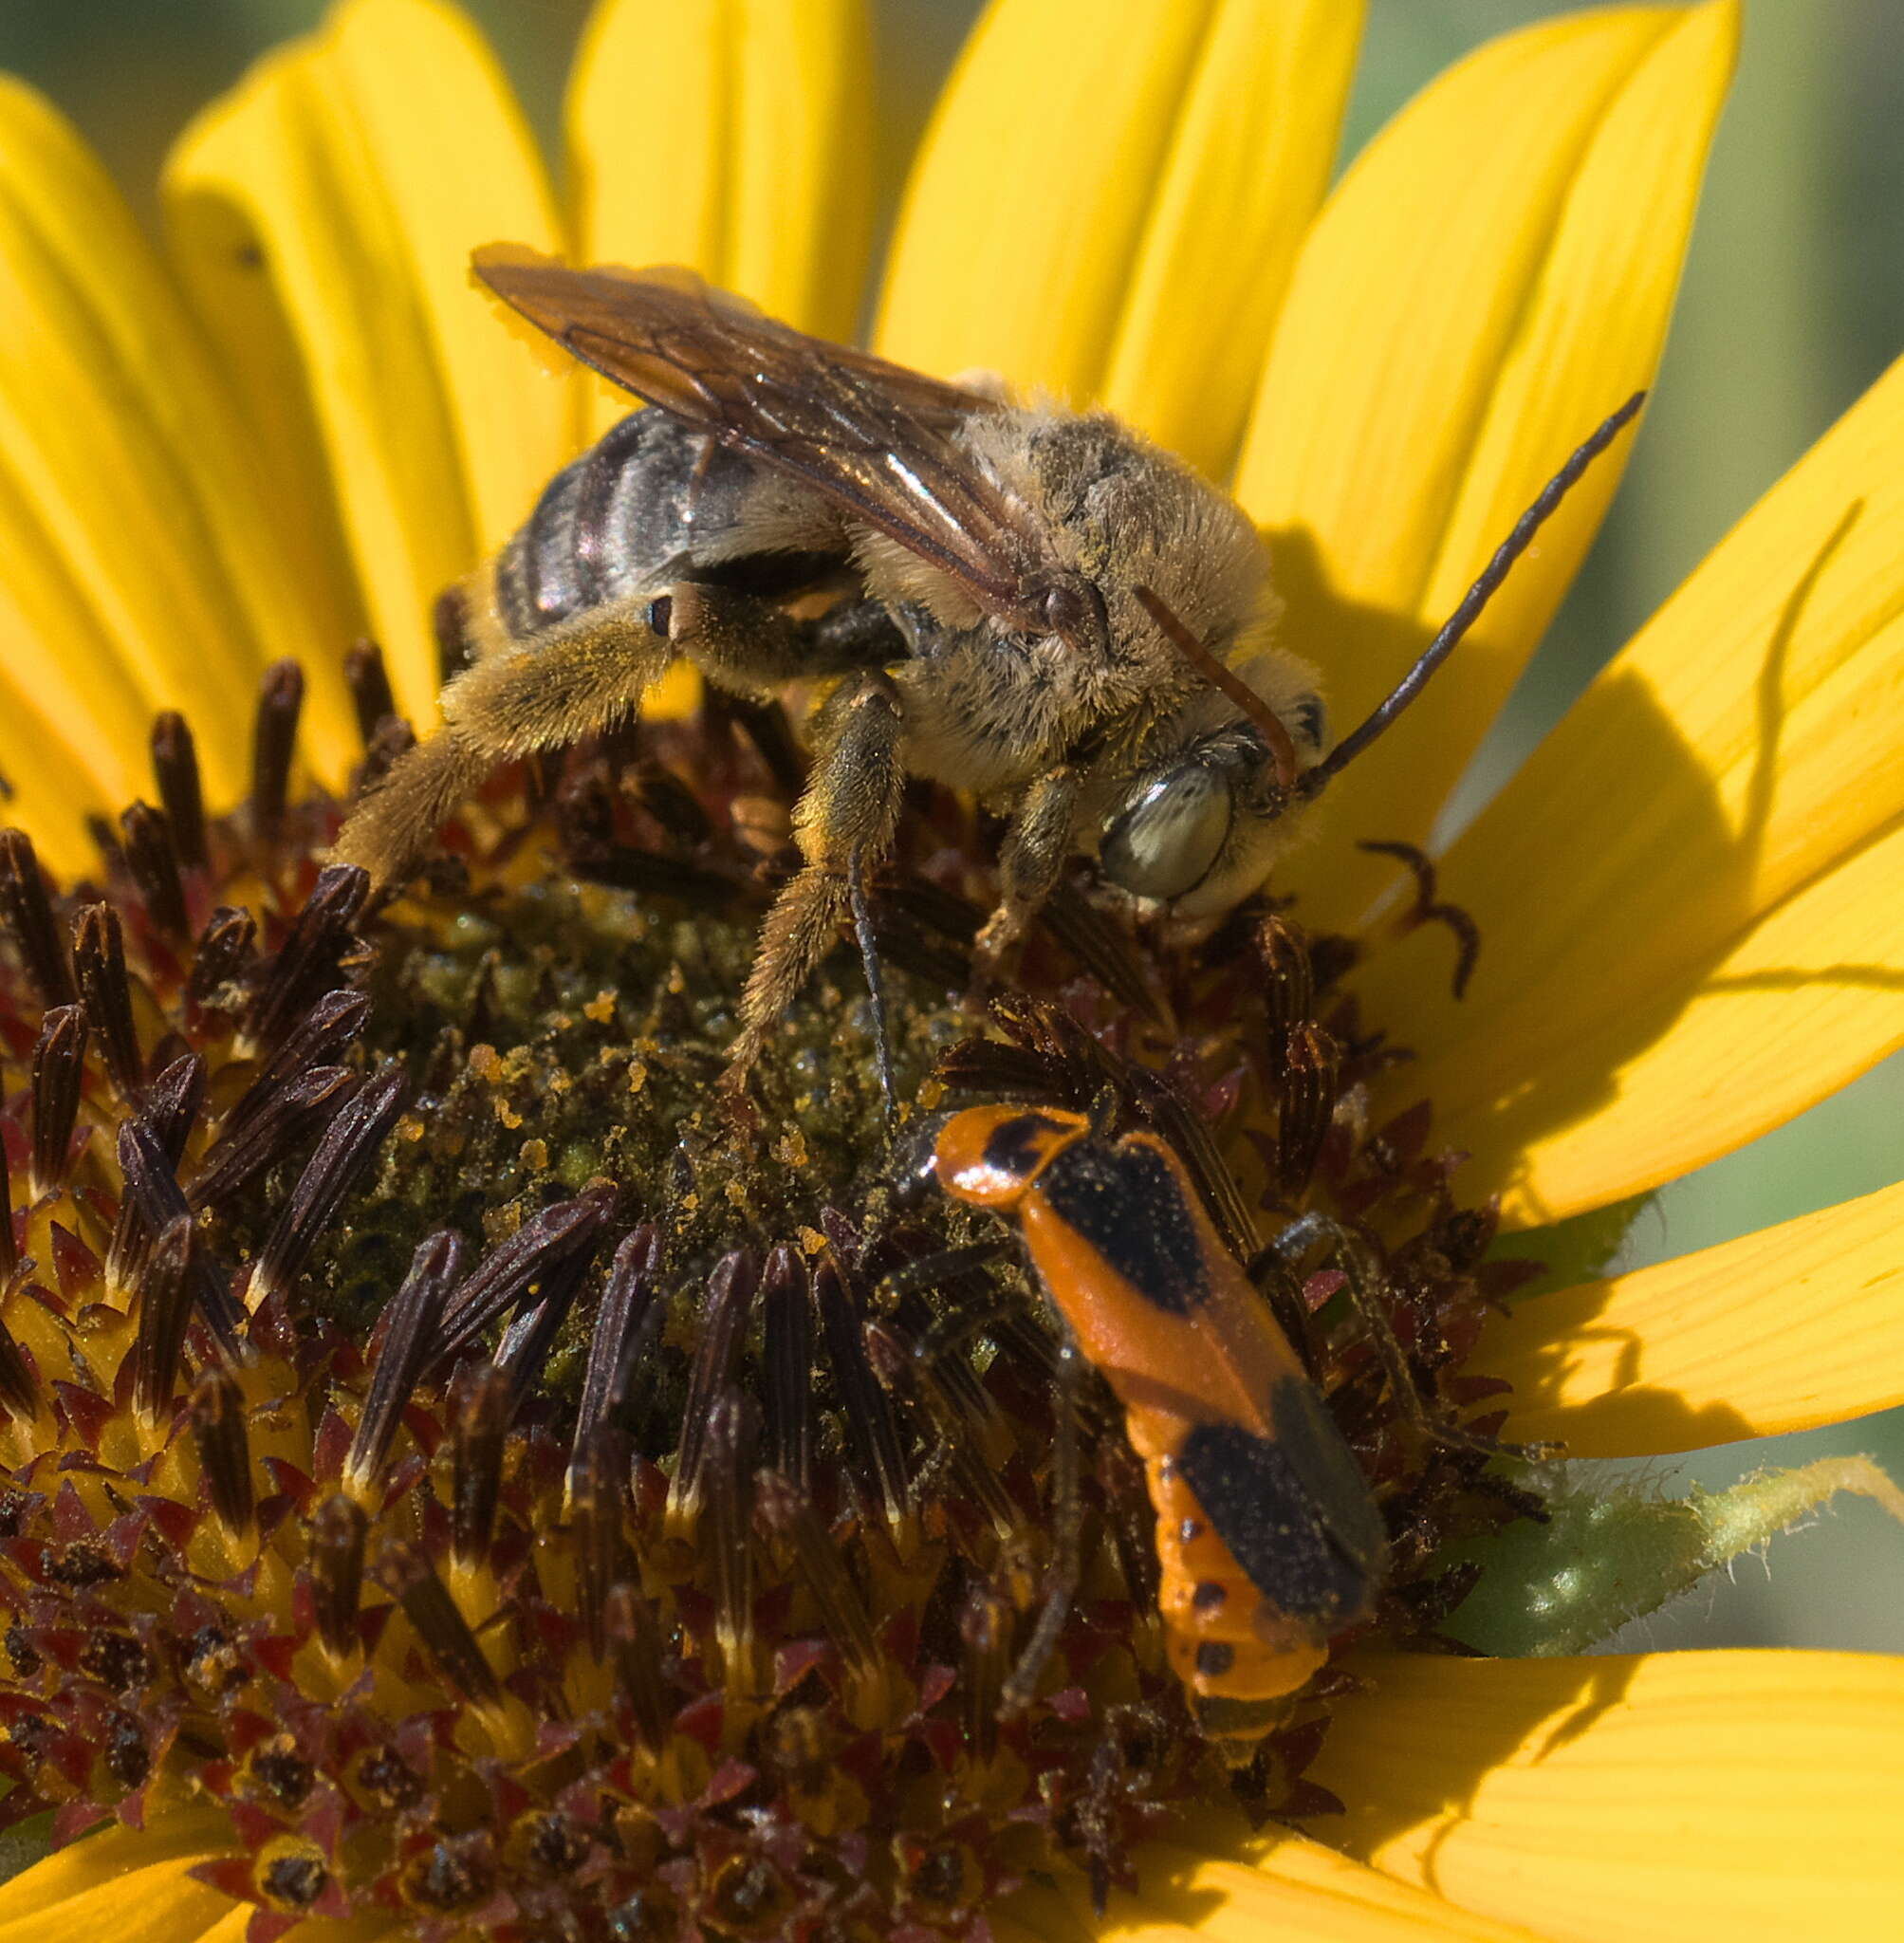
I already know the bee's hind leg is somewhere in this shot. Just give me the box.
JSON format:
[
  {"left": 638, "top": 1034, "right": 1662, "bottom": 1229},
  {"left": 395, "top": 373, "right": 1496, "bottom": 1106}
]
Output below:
[
  {"left": 332, "top": 599, "right": 673, "bottom": 891},
  {"left": 725, "top": 671, "right": 904, "bottom": 1100}
]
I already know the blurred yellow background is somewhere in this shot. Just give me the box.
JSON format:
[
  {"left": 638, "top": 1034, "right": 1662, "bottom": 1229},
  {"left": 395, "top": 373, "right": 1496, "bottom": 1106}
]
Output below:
[{"left": 3, "top": 0, "right": 1899, "bottom": 1650}]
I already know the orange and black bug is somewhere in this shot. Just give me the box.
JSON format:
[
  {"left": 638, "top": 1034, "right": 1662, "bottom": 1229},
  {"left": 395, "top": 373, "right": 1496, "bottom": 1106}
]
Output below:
[{"left": 929, "top": 1101, "right": 1388, "bottom": 1733}]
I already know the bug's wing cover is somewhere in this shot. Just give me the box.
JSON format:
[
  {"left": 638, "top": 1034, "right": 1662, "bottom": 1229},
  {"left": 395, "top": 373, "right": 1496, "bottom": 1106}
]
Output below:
[{"left": 473, "top": 247, "right": 1062, "bottom": 621}]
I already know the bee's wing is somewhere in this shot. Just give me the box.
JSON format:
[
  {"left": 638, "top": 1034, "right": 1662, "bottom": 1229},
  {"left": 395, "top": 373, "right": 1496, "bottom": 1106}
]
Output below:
[{"left": 474, "top": 247, "right": 1064, "bottom": 624}]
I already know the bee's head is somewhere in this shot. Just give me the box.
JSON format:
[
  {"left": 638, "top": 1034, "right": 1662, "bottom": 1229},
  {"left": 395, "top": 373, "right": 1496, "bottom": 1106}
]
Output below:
[{"left": 1096, "top": 648, "right": 1328, "bottom": 916}]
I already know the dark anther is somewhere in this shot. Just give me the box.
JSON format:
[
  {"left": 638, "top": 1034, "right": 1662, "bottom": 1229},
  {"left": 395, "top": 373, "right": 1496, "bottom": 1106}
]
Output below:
[
  {"left": 132, "top": 1215, "right": 197, "bottom": 1424},
  {"left": 449, "top": 1362, "right": 511, "bottom": 1570},
  {"left": 378, "top": 1541, "right": 502, "bottom": 1705},
  {"left": 309, "top": 1494, "right": 369, "bottom": 1659},
  {"left": 0, "top": 1312, "right": 37, "bottom": 1420},
  {"left": 705, "top": 1388, "right": 759, "bottom": 1690},
  {"left": 0, "top": 829, "right": 75, "bottom": 1009},
  {"left": 1038, "top": 878, "right": 1159, "bottom": 1016},
  {"left": 0, "top": 1131, "right": 13, "bottom": 1281},
  {"left": 150, "top": 712, "right": 207, "bottom": 870},
  {"left": 114, "top": 1122, "right": 242, "bottom": 1349},
  {"left": 207, "top": 987, "right": 370, "bottom": 1164},
  {"left": 120, "top": 803, "right": 191, "bottom": 942},
  {"left": 346, "top": 1231, "right": 462, "bottom": 1497},
  {"left": 665, "top": 1251, "right": 758, "bottom": 1531},
  {"left": 816, "top": 1253, "right": 912, "bottom": 1529},
  {"left": 493, "top": 1277, "right": 585, "bottom": 1411},
  {"left": 78, "top": 1630, "right": 154, "bottom": 1693},
  {"left": 343, "top": 638, "right": 398, "bottom": 748},
  {"left": 1276, "top": 1021, "right": 1341, "bottom": 1196},
  {"left": 242, "top": 864, "right": 370, "bottom": 1054},
  {"left": 28, "top": 1004, "right": 88, "bottom": 1197},
  {"left": 759, "top": 1245, "right": 813, "bottom": 1491},
  {"left": 568, "top": 1431, "right": 627, "bottom": 1663},
  {"left": 603, "top": 1582, "right": 670, "bottom": 1752},
  {"left": 568, "top": 1224, "right": 661, "bottom": 1495},
  {"left": 1123, "top": 1064, "right": 1255, "bottom": 1266},
  {"left": 188, "top": 1065, "right": 358, "bottom": 1212},
  {"left": 1252, "top": 912, "right": 1316, "bottom": 1043},
  {"left": 434, "top": 583, "right": 473, "bottom": 681},
  {"left": 631, "top": 757, "right": 713, "bottom": 846},
  {"left": 184, "top": 906, "right": 256, "bottom": 1010},
  {"left": 359, "top": 713, "right": 416, "bottom": 792},
  {"left": 190, "top": 1366, "right": 254, "bottom": 1535},
  {"left": 71, "top": 904, "right": 142, "bottom": 1100},
  {"left": 140, "top": 1052, "right": 207, "bottom": 1168},
  {"left": 103, "top": 1711, "right": 150, "bottom": 1789},
  {"left": 429, "top": 1188, "right": 617, "bottom": 1370},
  {"left": 251, "top": 1066, "right": 408, "bottom": 1305},
  {"left": 259, "top": 1853, "right": 328, "bottom": 1915},
  {"left": 250, "top": 659, "right": 305, "bottom": 847},
  {"left": 1358, "top": 839, "right": 1482, "bottom": 999},
  {"left": 755, "top": 1469, "right": 878, "bottom": 1678}
]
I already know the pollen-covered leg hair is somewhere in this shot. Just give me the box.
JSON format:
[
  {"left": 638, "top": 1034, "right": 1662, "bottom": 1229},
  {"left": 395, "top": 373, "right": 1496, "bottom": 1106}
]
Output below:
[
  {"left": 332, "top": 602, "right": 672, "bottom": 890},
  {"left": 725, "top": 671, "right": 905, "bottom": 1089},
  {"left": 972, "top": 763, "right": 1083, "bottom": 984}
]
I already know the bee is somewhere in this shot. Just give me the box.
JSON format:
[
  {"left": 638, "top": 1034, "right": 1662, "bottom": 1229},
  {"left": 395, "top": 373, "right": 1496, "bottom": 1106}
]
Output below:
[{"left": 333, "top": 247, "right": 1641, "bottom": 1096}]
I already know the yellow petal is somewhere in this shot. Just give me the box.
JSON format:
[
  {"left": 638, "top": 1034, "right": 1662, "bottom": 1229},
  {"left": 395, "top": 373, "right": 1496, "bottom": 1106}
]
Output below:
[
  {"left": 0, "top": 1817, "right": 233, "bottom": 1941},
  {"left": 1458, "top": 812, "right": 1903, "bottom": 1223},
  {"left": 1351, "top": 346, "right": 1904, "bottom": 1223},
  {"left": 1003, "top": 1835, "right": 1548, "bottom": 1940},
  {"left": 163, "top": 0, "right": 574, "bottom": 727},
  {"left": 1481, "top": 1176, "right": 1904, "bottom": 1456},
  {"left": 567, "top": 0, "right": 874, "bottom": 352},
  {"left": 1240, "top": 4, "right": 1736, "bottom": 929},
  {"left": 1309, "top": 1650, "right": 1904, "bottom": 1943},
  {"left": 0, "top": 80, "right": 366, "bottom": 867},
  {"left": 876, "top": 0, "right": 1363, "bottom": 477}
]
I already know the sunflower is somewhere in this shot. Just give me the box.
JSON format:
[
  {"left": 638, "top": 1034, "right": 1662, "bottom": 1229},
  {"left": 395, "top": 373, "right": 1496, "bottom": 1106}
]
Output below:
[{"left": 0, "top": 0, "right": 1899, "bottom": 1939}]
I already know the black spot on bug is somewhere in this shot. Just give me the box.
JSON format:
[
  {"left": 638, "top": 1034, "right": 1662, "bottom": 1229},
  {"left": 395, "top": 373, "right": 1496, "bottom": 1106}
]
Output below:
[
  {"left": 1038, "top": 1137, "right": 1212, "bottom": 1315},
  {"left": 1192, "top": 1580, "right": 1227, "bottom": 1612},
  {"left": 980, "top": 1111, "right": 1073, "bottom": 1182},
  {"left": 1179, "top": 1517, "right": 1204, "bottom": 1545},
  {"left": 1194, "top": 1641, "right": 1235, "bottom": 1678},
  {"left": 1175, "top": 1410, "right": 1383, "bottom": 1628}
]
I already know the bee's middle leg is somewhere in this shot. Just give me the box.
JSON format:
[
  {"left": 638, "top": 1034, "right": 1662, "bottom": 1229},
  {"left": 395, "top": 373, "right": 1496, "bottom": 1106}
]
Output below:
[
  {"left": 971, "top": 763, "right": 1083, "bottom": 987},
  {"left": 725, "top": 671, "right": 905, "bottom": 1093}
]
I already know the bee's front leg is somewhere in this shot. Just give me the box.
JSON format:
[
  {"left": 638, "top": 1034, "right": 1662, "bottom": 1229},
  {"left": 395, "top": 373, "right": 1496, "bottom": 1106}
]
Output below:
[
  {"left": 332, "top": 597, "right": 673, "bottom": 892},
  {"left": 725, "top": 671, "right": 905, "bottom": 1095},
  {"left": 970, "top": 764, "right": 1083, "bottom": 989}
]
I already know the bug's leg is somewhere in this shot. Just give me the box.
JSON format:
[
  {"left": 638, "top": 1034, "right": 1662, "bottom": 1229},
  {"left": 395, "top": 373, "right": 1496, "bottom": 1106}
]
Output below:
[
  {"left": 333, "top": 598, "right": 673, "bottom": 890},
  {"left": 970, "top": 763, "right": 1082, "bottom": 989},
  {"left": 724, "top": 671, "right": 905, "bottom": 1092},
  {"left": 1000, "top": 1329, "right": 1084, "bottom": 1715},
  {"left": 1273, "top": 1212, "right": 1561, "bottom": 1462}
]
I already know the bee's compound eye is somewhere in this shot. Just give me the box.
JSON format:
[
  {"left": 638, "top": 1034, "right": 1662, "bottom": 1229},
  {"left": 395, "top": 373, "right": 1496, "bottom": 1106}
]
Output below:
[
  {"left": 1100, "top": 765, "right": 1232, "bottom": 900},
  {"left": 644, "top": 594, "right": 674, "bottom": 638}
]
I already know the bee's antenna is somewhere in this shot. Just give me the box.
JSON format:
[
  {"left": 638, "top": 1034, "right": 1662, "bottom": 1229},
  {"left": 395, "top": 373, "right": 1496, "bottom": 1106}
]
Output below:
[
  {"left": 1298, "top": 390, "right": 1646, "bottom": 799},
  {"left": 1134, "top": 584, "right": 1299, "bottom": 791}
]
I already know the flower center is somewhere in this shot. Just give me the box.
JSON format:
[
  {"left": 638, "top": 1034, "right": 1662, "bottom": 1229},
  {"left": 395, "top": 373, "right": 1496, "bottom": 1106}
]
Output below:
[{"left": 0, "top": 659, "right": 1544, "bottom": 1936}]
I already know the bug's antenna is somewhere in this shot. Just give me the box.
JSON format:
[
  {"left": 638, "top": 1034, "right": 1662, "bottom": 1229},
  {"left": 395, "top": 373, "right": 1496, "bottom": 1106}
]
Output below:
[
  {"left": 1298, "top": 390, "right": 1646, "bottom": 799},
  {"left": 1135, "top": 584, "right": 1299, "bottom": 790}
]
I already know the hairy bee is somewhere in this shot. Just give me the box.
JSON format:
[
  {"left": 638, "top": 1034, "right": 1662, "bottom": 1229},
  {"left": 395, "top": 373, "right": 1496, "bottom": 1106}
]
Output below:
[{"left": 333, "top": 246, "right": 1640, "bottom": 1096}]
